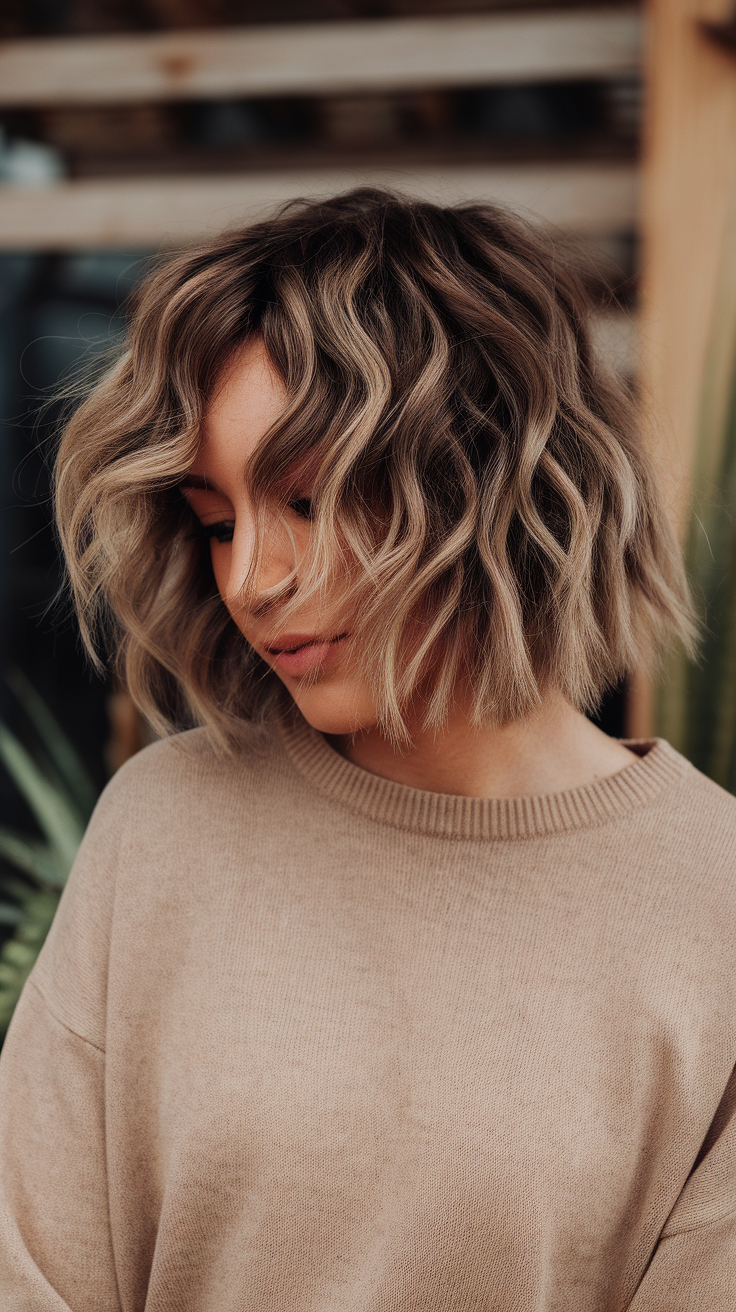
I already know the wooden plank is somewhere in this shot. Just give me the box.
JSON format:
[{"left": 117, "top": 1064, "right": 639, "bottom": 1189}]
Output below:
[
  {"left": 639, "top": 0, "right": 736, "bottom": 530},
  {"left": 0, "top": 10, "right": 643, "bottom": 108},
  {"left": 631, "top": 0, "right": 736, "bottom": 735},
  {"left": 0, "top": 162, "right": 638, "bottom": 250}
]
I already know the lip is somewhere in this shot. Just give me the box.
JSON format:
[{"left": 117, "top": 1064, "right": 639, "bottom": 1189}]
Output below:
[{"left": 264, "top": 631, "right": 348, "bottom": 678}]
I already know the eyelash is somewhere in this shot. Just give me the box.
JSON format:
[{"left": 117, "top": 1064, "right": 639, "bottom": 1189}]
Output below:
[
  {"left": 287, "top": 497, "right": 313, "bottom": 520},
  {"left": 189, "top": 499, "right": 312, "bottom": 545},
  {"left": 194, "top": 521, "right": 234, "bottom": 544}
]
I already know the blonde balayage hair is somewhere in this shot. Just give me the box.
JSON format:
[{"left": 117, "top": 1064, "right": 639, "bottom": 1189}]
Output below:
[{"left": 55, "top": 187, "right": 695, "bottom": 743}]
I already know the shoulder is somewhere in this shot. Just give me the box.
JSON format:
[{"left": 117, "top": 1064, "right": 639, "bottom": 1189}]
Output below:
[
  {"left": 656, "top": 741, "right": 736, "bottom": 846},
  {"left": 629, "top": 741, "right": 736, "bottom": 917},
  {"left": 94, "top": 720, "right": 283, "bottom": 823},
  {"left": 107, "top": 722, "right": 257, "bottom": 784},
  {"left": 51, "top": 719, "right": 288, "bottom": 935},
  {"left": 29, "top": 721, "right": 287, "bottom": 1041}
]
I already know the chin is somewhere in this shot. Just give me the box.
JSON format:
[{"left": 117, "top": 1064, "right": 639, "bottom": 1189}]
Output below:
[{"left": 289, "top": 678, "right": 378, "bottom": 738}]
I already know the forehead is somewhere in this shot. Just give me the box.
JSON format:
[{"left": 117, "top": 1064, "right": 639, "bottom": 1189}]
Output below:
[{"left": 192, "top": 337, "right": 287, "bottom": 478}]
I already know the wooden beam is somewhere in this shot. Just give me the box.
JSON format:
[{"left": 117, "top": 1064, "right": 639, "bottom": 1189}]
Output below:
[
  {"left": 631, "top": 0, "right": 736, "bottom": 737},
  {"left": 0, "top": 162, "right": 637, "bottom": 250},
  {"left": 0, "top": 10, "right": 643, "bottom": 108},
  {"left": 639, "top": 0, "right": 736, "bottom": 531}
]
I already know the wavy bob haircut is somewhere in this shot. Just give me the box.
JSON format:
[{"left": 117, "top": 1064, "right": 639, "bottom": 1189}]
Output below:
[{"left": 55, "top": 187, "right": 695, "bottom": 744}]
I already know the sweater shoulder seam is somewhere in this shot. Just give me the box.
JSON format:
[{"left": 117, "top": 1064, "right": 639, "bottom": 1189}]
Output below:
[
  {"left": 661, "top": 1196, "right": 736, "bottom": 1239},
  {"left": 26, "top": 976, "right": 106, "bottom": 1055}
]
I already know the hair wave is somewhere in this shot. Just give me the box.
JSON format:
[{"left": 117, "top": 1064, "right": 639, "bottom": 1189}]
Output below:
[{"left": 54, "top": 187, "right": 696, "bottom": 743}]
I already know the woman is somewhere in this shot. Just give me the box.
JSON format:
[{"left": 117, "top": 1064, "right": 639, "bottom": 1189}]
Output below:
[{"left": 0, "top": 188, "right": 734, "bottom": 1310}]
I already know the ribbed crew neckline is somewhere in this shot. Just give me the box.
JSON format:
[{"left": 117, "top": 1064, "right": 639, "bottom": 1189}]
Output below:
[{"left": 277, "top": 711, "right": 690, "bottom": 841}]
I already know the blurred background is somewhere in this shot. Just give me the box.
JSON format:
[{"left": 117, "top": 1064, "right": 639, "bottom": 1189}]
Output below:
[{"left": 0, "top": 0, "right": 734, "bottom": 1027}]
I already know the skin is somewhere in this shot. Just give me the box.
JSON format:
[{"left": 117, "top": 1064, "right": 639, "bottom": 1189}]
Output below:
[{"left": 181, "top": 336, "right": 638, "bottom": 799}]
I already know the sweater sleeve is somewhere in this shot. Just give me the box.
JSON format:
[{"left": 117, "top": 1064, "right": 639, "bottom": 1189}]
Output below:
[
  {"left": 628, "top": 1066, "right": 736, "bottom": 1310},
  {"left": 0, "top": 985, "right": 120, "bottom": 1311},
  {"left": 0, "top": 768, "right": 131, "bottom": 1312}
]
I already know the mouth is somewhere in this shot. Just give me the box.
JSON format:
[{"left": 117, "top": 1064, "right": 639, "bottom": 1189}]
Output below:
[{"left": 263, "top": 631, "right": 349, "bottom": 678}]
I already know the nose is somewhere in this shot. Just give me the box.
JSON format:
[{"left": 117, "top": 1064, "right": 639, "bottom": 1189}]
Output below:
[
  {"left": 221, "top": 508, "right": 300, "bottom": 616},
  {"left": 220, "top": 515, "right": 254, "bottom": 612}
]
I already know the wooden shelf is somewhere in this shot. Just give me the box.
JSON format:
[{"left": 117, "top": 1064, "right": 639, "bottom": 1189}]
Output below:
[
  {"left": 0, "top": 160, "right": 637, "bottom": 249},
  {"left": 0, "top": 9, "right": 642, "bottom": 108}
]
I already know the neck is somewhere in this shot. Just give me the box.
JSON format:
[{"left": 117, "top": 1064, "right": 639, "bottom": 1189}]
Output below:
[{"left": 331, "top": 692, "right": 638, "bottom": 799}]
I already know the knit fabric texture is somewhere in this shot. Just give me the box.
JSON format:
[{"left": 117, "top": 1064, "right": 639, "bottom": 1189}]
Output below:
[{"left": 1, "top": 713, "right": 736, "bottom": 1310}]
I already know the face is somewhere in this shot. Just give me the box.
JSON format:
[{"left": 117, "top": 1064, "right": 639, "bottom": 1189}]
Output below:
[{"left": 180, "top": 336, "right": 379, "bottom": 736}]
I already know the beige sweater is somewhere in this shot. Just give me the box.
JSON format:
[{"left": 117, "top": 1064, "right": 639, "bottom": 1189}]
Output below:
[{"left": 1, "top": 714, "right": 736, "bottom": 1311}]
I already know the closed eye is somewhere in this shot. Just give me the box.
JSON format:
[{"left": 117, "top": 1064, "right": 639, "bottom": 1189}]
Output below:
[
  {"left": 287, "top": 497, "right": 313, "bottom": 520},
  {"left": 190, "top": 520, "right": 235, "bottom": 544}
]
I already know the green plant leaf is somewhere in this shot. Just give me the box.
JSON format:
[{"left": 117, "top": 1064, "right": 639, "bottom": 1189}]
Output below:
[
  {"left": 0, "top": 726, "right": 85, "bottom": 869},
  {"left": 0, "top": 874, "right": 41, "bottom": 903},
  {"left": 6, "top": 668, "right": 97, "bottom": 820},
  {"left": 0, "top": 887, "right": 61, "bottom": 1038},
  {"left": 0, "top": 828, "right": 68, "bottom": 886},
  {"left": 0, "top": 681, "right": 97, "bottom": 1041}
]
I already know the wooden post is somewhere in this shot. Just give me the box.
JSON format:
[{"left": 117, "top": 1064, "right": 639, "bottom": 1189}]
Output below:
[{"left": 630, "top": 0, "right": 736, "bottom": 737}]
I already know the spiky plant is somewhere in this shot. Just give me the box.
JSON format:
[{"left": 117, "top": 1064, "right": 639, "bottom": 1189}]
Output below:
[{"left": 0, "top": 671, "right": 97, "bottom": 1039}]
